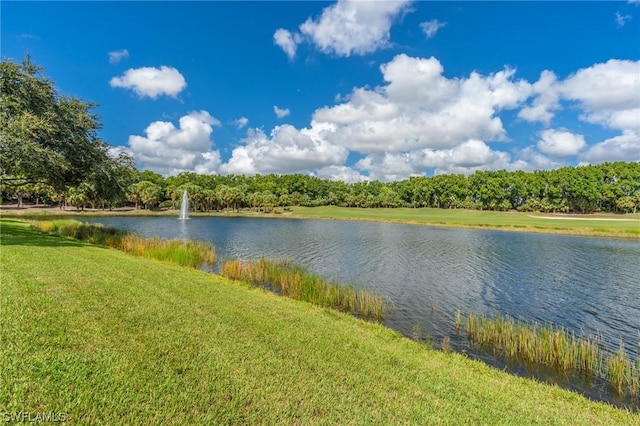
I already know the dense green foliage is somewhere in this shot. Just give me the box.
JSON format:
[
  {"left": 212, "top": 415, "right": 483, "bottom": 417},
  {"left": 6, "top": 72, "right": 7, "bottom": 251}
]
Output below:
[
  {"left": 160, "top": 163, "right": 639, "bottom": 214},
  {"left": 9, "top": 161, "right": 639, "bottom": 215},
  {"left": 0, "top": 57, "right": 136, "bottom": 208},
  {"left": 2, "top": 218, "right": 638, "bottom": 424}
]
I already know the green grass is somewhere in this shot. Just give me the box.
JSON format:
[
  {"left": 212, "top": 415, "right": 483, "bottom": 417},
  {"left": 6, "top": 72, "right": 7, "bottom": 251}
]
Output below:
[
  {"left": 1, "top": 218, "right": 639, "bottom": 424},
  {"left": 289, "top": 206, "right": 640, "bottom": 238}
]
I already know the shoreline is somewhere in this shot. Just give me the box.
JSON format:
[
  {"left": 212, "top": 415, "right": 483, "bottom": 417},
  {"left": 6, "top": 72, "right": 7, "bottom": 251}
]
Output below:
[{"left": 2, "top": 204, "right": 639, "bottom": 239}]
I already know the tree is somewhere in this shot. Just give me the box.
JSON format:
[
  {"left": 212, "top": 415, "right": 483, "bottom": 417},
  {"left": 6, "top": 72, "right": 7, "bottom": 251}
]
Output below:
[
  {"left": 129, "top": 181, "right": 162, "bottom": 209},
  {"left": 0, "top": 56, "right": 135, "bottom": 203}
]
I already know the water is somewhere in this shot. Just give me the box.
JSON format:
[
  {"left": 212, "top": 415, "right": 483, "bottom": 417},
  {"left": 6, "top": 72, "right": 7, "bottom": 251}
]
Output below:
[
  {"left": 84, "top": 216, "right": 640, "bottom": 405},
  {"left": 179, "top": 191, "right": 189, "bottom": 220}
]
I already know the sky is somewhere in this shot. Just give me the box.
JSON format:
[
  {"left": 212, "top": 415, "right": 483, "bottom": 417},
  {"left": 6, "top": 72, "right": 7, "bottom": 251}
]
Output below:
[{"left": 2, "top": 1, "right": 640, "bottom": 182}]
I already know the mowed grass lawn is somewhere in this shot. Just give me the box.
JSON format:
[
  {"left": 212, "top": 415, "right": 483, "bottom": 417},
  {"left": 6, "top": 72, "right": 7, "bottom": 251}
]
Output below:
[
  {"left": 289, "top": 206, "right": 640, "bottom": 238},
  {"left": 1, "top": 219, "right": 638, "bottom": 425}
]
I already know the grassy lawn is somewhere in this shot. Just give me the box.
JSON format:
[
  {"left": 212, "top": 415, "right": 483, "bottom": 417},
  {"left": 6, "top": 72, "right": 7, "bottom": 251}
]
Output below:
[
  {"left": 288, "top": 206, "right": 640, "bottom": 238},
  {"left": 1, "top": 218, "right": 638, "bottom": 424}
]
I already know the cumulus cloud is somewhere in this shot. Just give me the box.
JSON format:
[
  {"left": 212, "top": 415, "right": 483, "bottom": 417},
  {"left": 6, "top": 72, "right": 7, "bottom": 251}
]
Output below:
[
  {"left": 315, "top": 165, "right": 367, "bottom": 183},
  {"left": 275, "top": 0, "right": 413, "bottom": 58},
  {"left": 561, "top": 59, "right": 640, "bottom": 154},
  {"left": 219, "top": 124, "right": 348, "bottom": 175},
  {"left": 233, "top": 117, "right": 249, "bottom": 129},
  {"left": 520, "top": 59, "right": 639, "bottom": 164},
  {"left": 273, "top": 28, "right": 301, "bottom": 60},
  {"left": 420, "top": 19, "right": 446, "bottom": 39},
  {"left": 108, "top": 49, "right": 129, "bottom": 64},
  {"left": 580, "top": 130, "right": 640, "bottom": 163},
  {"left": 562, "top": 60, "right": 640, "bottom": 113},
  {"left": 536, "top": 129, "right": 586, "bottom": 158},
  {"left": 352, "top": 140, "right": 521, "bottom": 181},
  {"left": 312, "top": 54, "right": 531, "bottom": 153},
  {"left": 518, "top": 70, "right": 560, "bottom": 125},
  {"left": 110, "top": 66, "right": 187, "bottom": 99},
  {"left": 128, "top": 55, "right": 636, "bottom": 180},
  {"left": 128, "top": 111, "right": 222, "bottom": 175},
  {"left": 274, "top": 105, "right": 291, "bottom": 118},
  {"left": 107, "top": 145, "right": 134, "bottom": 160}
]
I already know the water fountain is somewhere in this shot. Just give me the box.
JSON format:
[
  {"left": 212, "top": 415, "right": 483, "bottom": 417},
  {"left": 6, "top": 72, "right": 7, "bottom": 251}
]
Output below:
[{"left": 179, "top": 190, "right": 189, "bottom": 220}]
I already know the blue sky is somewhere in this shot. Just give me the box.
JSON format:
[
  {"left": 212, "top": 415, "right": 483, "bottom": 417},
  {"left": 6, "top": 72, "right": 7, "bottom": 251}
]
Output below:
[{"left": 2, "top": 1, "right": 639, "bottom": 181}]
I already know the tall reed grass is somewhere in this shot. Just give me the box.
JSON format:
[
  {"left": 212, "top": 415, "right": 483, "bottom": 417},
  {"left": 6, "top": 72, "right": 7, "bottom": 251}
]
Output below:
[
  {"left": 460, "top": 312, "right": 639, "bottom": 398},
  {"left": 31, "top": 220, "right": 216, "bottom": 269},
  {"left": 221, "top": 257, "right": 385, "bottom": 322}
]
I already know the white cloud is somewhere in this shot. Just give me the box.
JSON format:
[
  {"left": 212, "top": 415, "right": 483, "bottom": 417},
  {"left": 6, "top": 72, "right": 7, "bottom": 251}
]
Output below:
[
  {"left": 274, "top": 105, "right": 291, "bottom": 118},
  {"left": 519, "top": 147, "right": 565, "bottom": 171},
  {"left": 128, "top": 111, "right": 222, "bottom": 175},
  {"left": 107, "top": 145, "right": 133, "bottom": 160},
  {"left": 561, "top": 59, "right": 640, "bottom": 113},
  {"left": 233, "top": 117, "right": 249, "bottom": 129},
  {"left": 537, "top": 129, "right": 586, "bottom": 158},
  {"left": 615, "top": 11, "right": 632, "bottom": 27},
  {"left": 312, "top": 54, "right": 531, "bottom": 153},
  {"left": 518, "top": 70, "right": 560, "bottom": 125},
  {"left": 353, "top": 140, "right": 521, "bottom": 181},
  {"left": 273, "top": 28, "right": 301, "bottom": 60},
  {"left": 420, "top": 19, "right": 446, "bottom": 39},
  {"left": 315, "top": 165, "right": 367, "bottom": 183},
  {"left": 561, "top": 59, "right": 640, "bottom": 153},
  {"left": 276, "top": 0, "right": 413, "bottom": 59},
  {"left": 580, "top": 130, "right": 640, "bottom": 163},
  {"left": 110, "top": 66, "right": 187, "bottom": 99},
  {"left": 108, "top": 49, "right": 129, "bottom": 64},
  {"left": 219, "top": 124, "right": 348, "bottom": 175}
]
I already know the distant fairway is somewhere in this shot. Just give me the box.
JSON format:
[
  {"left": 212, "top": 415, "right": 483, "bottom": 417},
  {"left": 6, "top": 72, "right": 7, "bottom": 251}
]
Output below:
[{"left": 288, "top": 206, "right": 640, "bottom": 238}]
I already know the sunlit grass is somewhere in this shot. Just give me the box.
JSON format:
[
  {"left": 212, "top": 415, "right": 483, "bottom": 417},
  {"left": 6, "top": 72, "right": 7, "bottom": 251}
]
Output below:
[{"left": 221, "top": 257, "right": 385, "bottom": 322}]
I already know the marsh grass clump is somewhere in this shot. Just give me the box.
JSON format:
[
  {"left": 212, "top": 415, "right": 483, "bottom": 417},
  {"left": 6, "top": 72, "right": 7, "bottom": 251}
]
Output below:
[
  {"left": 31, "top": 220, "right": 216, "bottom": 269},
  {"left": 460, "top": 312, "right": 640, "bottom": 398},
  {"left": 221, "top": 257, "right": 385, "bottom": 322},
  {"left": 115, "top": 235, "right": 217, "bottom": 268}
]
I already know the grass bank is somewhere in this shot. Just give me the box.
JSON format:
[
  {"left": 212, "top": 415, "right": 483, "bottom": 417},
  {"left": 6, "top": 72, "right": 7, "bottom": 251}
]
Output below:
[
  {"left": 1, "top": 219, "right": 638, "bottom": 424},
  {"left": 288, "top": 206, "right": 640, "bottom": 239}
]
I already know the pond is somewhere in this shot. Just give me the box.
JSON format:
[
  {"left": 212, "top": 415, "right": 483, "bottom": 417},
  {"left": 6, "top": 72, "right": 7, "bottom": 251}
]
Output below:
[{"left": 84, "top": 215, "right": 640, "bottom": 406}]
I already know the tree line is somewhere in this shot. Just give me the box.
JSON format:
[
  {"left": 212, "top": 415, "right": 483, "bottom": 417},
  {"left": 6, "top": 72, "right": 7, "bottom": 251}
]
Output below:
[
  {"left": 4, "top": 162, "right": 639, "bottom": 215},
  {"left": 2, "top": 57, "right": 639, "bottom": 214}
]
